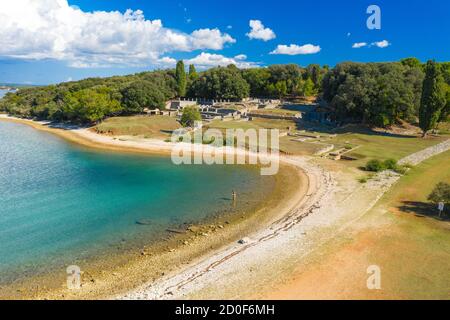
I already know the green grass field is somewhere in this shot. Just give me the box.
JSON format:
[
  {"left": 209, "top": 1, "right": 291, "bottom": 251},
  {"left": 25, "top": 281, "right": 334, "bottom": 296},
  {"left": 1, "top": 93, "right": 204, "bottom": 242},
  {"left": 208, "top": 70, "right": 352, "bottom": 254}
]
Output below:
[
  {"left": 94, "top": 115, "right": 181, "bottom": 139},
  {"left": 362, "top": 150, "right": 450, "bottom": 299},
  {"left": 93, "top": 115, "right": 448, "bottom": 163},
  {"left": 251, "top": 108, "right": 301, "bottom": 116},
  {"left": 206, "top": 118, "right": 295, "bottom": 131},
  {"left": 331, "top": 131, "right": 446, "bottom": 167},
  {"left": 205, "top": 118, "right": 325, "bottom": 155},
  {"left": 206, "top": 118, "right": 449, "bottom": 158}
]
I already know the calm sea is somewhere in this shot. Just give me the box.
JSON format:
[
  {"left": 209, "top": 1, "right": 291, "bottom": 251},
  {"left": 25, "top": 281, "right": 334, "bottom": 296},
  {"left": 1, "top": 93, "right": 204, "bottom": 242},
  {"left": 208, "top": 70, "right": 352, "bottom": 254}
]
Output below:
[
  {"left": 0, "top": 121, "right": 272, "bottom": 283},
  {"left": 0, "top": 89, "right": 9, "bottom": 98}
]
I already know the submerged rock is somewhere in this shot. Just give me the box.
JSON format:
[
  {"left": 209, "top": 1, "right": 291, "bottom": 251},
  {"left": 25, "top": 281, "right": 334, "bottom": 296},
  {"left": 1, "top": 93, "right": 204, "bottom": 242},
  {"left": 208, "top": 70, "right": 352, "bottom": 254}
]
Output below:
[{"left": 136, "top": 219, "right": 152, "bottom": 226}]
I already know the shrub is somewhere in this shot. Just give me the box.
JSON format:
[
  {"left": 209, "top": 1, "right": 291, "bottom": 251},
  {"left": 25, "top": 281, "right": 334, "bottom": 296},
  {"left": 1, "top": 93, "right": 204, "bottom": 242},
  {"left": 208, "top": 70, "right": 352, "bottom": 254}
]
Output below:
[
  {"left": 365, "top": 158, "right": 408, "bottom": 175},
  {"left": 365, "top": 159, "right": 385, "bottom": 172},
  {"left": 393, "top": 166, "right": 408, "bottom": 175},
  {"left": 180, "top": 106, "right": 201, "bottom": 127},
  {"left": 383, "top": 159, "right": 398, "bottom": 170},
  {"left": 358, "top": 176, "right": 369, "bottom": 183}
]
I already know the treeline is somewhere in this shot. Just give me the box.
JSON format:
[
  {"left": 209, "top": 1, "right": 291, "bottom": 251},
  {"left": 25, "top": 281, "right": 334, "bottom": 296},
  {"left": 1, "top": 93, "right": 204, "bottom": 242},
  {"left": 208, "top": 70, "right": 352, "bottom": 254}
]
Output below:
[
  {"left": 0, "top": 70, "right": 178, "bottom": 123},
  {"left": 1, "top": 58, "right": 449, "bottom": 127},
  {"left": 187, "top": 63, "right": 326, "bottom": 99},
  {"left": 0, "top": 62, "right": 325, "bottom": 123},
  {"left": 322, "top": 58, "right": 450, "bottom": 127}
]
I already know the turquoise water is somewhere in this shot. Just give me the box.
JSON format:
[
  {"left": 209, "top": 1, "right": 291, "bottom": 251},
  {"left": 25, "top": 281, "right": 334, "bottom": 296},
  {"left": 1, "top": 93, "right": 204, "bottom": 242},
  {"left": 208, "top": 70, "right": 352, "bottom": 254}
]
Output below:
[
  {"left": 0, "top": 121, "right": 270, "bottom": 283},
  {"left": 0, "top": 89, "right": 9, "bottom": 98}
]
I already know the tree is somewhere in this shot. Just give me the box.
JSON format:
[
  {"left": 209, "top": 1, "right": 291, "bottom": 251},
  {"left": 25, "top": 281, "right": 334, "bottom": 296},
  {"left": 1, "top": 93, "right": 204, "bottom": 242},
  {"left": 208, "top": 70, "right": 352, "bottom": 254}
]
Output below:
[
  {"left": 180, "top": 106, "right": 201, "bottom": 127},
  {"left": 275, "top": 81, "right": 287, "bottom": 98},
  {"left": 428, "top": 182, "right": 450, "bottom": 205},
  {"left": 62, "top": 87, "right": 122, "bottom": 123},
  {"left": 268, "top": 64, "right": 303, "bottom": 94},
  {"left": 176, "top": 60, "right": 187, "bottom": 97},
  {"left": 301, "top": 78, "right": 316, "bottom": 97},
  {"left": 321, "top": 62, "right": 422, "bottom": 126},
  {"left": 419, "top": 60, "right": 446, "bottom": 137},
  {"left": 188, "top": 65, "right": 250, "bottom": 100},
  {"left": 305, "top": 64, "right": 325, "bottom": 91},
  {"left": 188, "top": 64, "right": 198, "bottom": 81},
  {"left": 439, "top": 83, "right": 450, "bottom": 122},
  {"left": 121, "top": 81, "right": 166, "bottom": 113},
  {"left": 242, "top": 68, "right": 271, "bottom": 97},
  {"left": 401, "top": 57, "right": 421, "bottom": 69}
]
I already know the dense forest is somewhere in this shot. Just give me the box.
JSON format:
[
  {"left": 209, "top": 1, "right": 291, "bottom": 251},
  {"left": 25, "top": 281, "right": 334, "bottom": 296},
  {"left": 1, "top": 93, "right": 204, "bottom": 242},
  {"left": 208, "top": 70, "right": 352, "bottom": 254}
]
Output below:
[
  {"left": 322, "top": 58, "right": 450, "bottom": 126},
  {"left": 0, "top": 58, "right": 449, "bottom": 128}
]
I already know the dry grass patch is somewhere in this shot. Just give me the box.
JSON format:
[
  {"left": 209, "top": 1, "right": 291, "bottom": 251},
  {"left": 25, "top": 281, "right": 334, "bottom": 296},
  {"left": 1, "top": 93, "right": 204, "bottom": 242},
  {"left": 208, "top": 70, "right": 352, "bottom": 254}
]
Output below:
[{"left": 94, "top": 115, "right": 181, "bottom": 139}]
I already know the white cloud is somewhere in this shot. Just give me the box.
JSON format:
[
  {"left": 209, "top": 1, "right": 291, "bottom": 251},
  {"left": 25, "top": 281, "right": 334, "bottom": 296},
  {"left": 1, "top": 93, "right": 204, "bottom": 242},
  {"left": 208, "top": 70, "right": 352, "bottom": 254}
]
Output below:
[
  {"left": 156, "top": 57, "right": 177, "bottom": 67},
  {"left": 234, "top": 54, "right": 247, "bottom": 60},
  {"left": 189, "top": 29, "right": 235, "bottom": 50},
  {"left": 270, "top": 44, "right": 321, "bottom": 55},
  {"left": 0, "top": 0, "right": 235, "bottom": 68},
  {"left": 352, "top": 42, "right": 368, "bottom": 49},
  {"left": 185, "top": 52, "right": 258, "bottom": 69},
  {"left": 372, "top": 40, "right": 390, "bottom": 48},
  {"left": 246, "top": 20, "right": 276, "bottom": 41}
]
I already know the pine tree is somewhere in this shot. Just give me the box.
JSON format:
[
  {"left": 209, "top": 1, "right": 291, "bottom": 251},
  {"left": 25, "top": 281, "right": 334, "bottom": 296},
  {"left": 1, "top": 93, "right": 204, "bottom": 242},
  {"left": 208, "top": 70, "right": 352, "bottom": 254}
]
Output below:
[
  {"left": 188, "top": 64, "right": 198, "bottom": 81},
  {"left": 175, "top": 60, "right": 187, "bottom": 97},
  {"left": 419, "top": 60, "right": 446, "bottom": 137}
]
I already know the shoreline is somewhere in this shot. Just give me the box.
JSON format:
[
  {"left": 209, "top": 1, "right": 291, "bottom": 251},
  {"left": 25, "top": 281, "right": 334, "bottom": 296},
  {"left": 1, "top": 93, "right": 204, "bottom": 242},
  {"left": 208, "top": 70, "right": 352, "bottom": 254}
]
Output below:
[
  {"left": 0, "top": 115, "right": 313, "bottom": 299},
  {"left": 2, "top": 116, "right": 447, "bottom": 299}
]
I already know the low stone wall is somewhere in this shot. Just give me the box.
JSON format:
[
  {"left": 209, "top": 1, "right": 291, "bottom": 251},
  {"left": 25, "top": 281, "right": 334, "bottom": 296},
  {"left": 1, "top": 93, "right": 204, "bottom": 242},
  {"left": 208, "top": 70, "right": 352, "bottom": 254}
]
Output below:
[
  {"left": 247, "top": 113, "right": 298, "bottom": 121},
  {"left": 399, "top": 139, "right": 450, "bottom": 165}
]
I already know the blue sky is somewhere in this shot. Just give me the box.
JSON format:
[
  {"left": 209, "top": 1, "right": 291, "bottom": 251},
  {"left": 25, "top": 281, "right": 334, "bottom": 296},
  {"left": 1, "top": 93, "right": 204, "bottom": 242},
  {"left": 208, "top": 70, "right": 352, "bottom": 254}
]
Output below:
[{"left": 0, "top": 0, "right": 448, "bottom": 85}]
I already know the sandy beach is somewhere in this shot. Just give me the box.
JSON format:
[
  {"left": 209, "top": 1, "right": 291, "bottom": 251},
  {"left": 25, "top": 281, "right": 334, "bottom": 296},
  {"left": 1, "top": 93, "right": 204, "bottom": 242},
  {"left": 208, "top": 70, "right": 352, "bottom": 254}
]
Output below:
[
  {"left": 0, "top": 115, "right": 314, "bottom": 299},
  {"left": 1, "top": 115, "right": 448, "bottom": 300}
]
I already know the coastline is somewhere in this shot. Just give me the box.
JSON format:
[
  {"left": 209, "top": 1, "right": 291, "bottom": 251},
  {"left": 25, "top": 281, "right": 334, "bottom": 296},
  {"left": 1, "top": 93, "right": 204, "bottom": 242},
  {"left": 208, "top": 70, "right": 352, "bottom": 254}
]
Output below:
[
  {"left": 2, "top": 115, "right": 447, "bottom": 299},
  {"left": 0, "top": 115, "right": 311, "bottom": 299}
]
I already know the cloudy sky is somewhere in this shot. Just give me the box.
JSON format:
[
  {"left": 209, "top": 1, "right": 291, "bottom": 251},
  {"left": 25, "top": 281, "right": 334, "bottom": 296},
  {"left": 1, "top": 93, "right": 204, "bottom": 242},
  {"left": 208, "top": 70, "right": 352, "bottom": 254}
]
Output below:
[{"left": 0, "top": 0, "right": 448, "bottom": 84}]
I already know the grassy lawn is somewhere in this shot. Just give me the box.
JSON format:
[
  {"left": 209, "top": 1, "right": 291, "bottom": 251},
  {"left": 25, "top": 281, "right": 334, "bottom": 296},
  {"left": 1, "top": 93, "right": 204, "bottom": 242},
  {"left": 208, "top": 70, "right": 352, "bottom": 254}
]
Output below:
[
  {"left": 279, "top": 136, "right": 326, "bottom": 155},
  {"left": 93, "top": 116, "right": 448, "bottom": 162},
  {"left": 251, "top": 108, "right": 301, "bottom": 116},
  {"left": 206, "top": 118, "right": 324, "bottom": 155},
  {"left": 379, "top": 150, "right": 450, "bottom": 215},
  {"left": 362, "top": 150, "right": 450, "bottom": 299},
  {"left": 267, "top": 151, "right": 450, "bottom": 299},
  {"left": 438, "top": 121, "right": 450, "bottom": 135},
  {"left": 206, "top": 118, "right": 296, "bottom": 131},
  {"left": 331, "top": 131, "right": 446, "bottom": 167},
  {"left": 206, "top": 119, "right": 448, "bottom": 158},
  {"left": 94, "top": 115, "right": 181, "bottom": 139}
]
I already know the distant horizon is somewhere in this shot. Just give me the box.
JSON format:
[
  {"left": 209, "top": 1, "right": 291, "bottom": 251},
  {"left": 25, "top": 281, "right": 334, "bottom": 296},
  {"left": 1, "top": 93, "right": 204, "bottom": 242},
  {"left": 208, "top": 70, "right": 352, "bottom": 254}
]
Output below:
[{"left": 2, "top": 56, "right": 448, "bottom": 87}]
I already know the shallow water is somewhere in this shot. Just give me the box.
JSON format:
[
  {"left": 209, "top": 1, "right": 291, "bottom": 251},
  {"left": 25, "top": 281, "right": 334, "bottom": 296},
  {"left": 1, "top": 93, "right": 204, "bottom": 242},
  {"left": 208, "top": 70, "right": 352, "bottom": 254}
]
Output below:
[
  {"left": 0, "top": 121, "right": 271, "bottom": 283},
  {"left": 0, "top": 89, "right": 9, "bottom": 98}
]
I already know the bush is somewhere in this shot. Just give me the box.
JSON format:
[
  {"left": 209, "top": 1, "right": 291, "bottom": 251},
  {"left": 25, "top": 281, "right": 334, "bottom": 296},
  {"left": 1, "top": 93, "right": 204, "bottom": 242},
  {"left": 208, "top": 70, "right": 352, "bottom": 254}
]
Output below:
[
  {"left": 180, "top": 106, "right": 201, "bottom": 127},
  {"left": 393, "top": 166, "right": 408, "bottom": 175},
  {"left": 383, "top": 158, "right": 398, "bottom": 170},
  {"left": 358, "top": 176, "right": 369, "bottom": 183},
  {"left": 365, "top": 158, "right": 408, "bottom": 175},
  {"left": 365, "top": 159, "right": 385, "bottom": 172}
]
